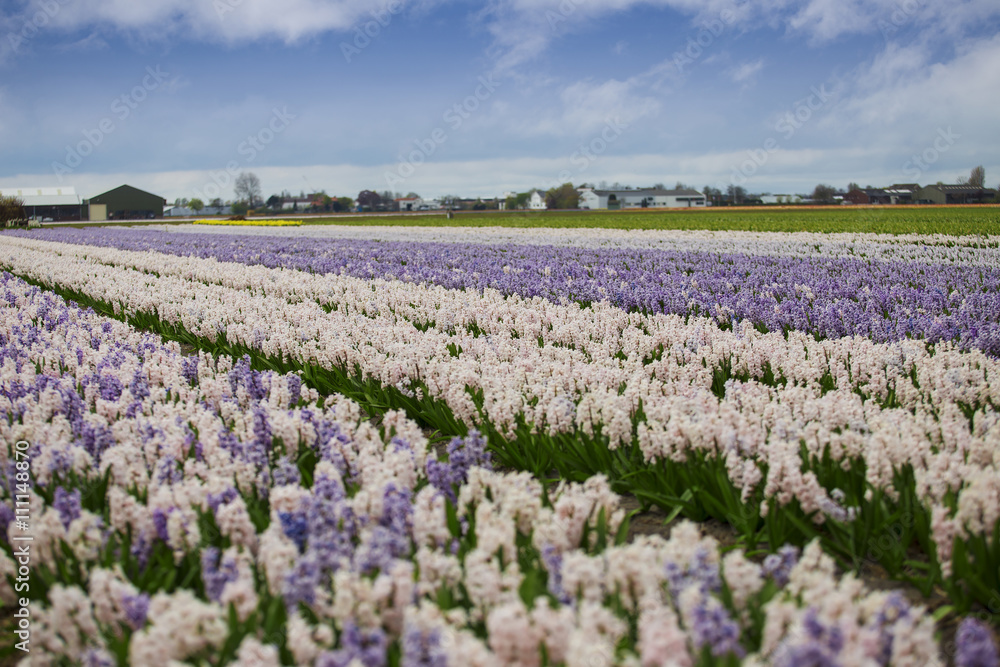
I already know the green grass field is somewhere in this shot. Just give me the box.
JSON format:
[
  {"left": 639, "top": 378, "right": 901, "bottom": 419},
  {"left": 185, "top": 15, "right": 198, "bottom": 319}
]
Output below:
[
  {"left": 301, "top": 205, "right": 1000, "bottom": 235},
  {"left": 49, "top": 204, "right": 1000, "bottom": 235}
]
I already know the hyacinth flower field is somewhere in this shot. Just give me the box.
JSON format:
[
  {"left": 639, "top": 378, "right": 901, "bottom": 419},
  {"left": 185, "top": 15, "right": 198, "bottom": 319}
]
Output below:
[{"left": 1, "top": 224, "right": 999, "bottom": 666}]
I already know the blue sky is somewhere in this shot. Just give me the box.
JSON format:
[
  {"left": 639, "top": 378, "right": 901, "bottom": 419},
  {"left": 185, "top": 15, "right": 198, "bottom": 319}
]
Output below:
[{"left": 1, "top": 0, "right": 999, "bottom": 202}]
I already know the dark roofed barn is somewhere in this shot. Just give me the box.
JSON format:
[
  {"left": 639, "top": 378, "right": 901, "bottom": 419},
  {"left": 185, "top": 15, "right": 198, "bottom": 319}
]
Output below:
[{"left": 87, "top": 184, "right": 166, "bottom": 220}]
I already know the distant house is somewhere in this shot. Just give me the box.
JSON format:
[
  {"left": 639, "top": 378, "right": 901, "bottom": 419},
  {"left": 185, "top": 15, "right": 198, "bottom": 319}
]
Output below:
[
  {"left": 578, "top": 187, "right": 706, "bottom": 210},
  {"left": 844, "top": 188, "right": 892, "bottom": 205},
  {"left": 282, "top": 196, "right": 314, "bottom": 211},
  {"left": 759, "top": 194, "right": 800, "bottom": 205},
  {"left": 884, "top": 184, "right": 920, "bottom": 204},
  {"left": 396, "top": 197, "right": 422, "bottom": 211},
  {"left": 529, "top": 191, "right": 546, "bottom": 210},
  {"left": 163, "top": 206, "right": 195, "bottom": 217},
  {"left": 0, "top": 186, "right": 83, "bottom": 221},
  {"left": 917, "top": 184, "right": 998, "bottom": 205}
]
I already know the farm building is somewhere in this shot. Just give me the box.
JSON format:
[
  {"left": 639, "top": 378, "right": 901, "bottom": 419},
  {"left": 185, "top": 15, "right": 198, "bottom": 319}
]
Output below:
[
  {"left": 578, "top": 187, "right": 706, "bottom": 210},
  {"left": 0, "top": 186, "right": 84, "bottom": 221},
  {"left": 86, "top": 184, "right": 166, "bottom": 220},
  {"left": 917, "top": 184, "right": 998, "bottom": 205},
  {"left": 844, "top": 188, "right": 892, "bottom": 205}
]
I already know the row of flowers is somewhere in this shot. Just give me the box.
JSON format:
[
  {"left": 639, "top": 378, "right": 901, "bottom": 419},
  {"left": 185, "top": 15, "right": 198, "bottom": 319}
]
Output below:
[
  {"left": 164, "top": 223, "right": 1000, "bottom": 266},
  {"left": 7, "top": 271, "right": 997, "bottom": 665},
  {"left": 192, "top": 219, "right": 303, "bottom": 227},
  {"left": 1, "top": 235, "right": 998, "bottom": 617},
  {"left": 13, "top": 228, "right": 1000, "bottom": 354}
]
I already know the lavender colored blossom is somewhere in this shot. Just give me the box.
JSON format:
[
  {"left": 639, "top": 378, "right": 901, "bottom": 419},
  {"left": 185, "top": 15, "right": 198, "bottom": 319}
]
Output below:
[
  {"left": 279, "top": 510, "right": 309, "bottom": 551},
  {"left": 286, "top": 373, "right": 302, "bottom": 406},
  {"left": 79, "top": 649, "right": 115, "bottom": 667},
  {"left": 0, "top": 503, "right": 14, "bottom": 542},
  {"left": 180, "top": 355, "right": 199, "bottom": 385},
  {"left": 956, "top": 618, "right": 1000, "bottom": 667},
  {"left": 201, "top": 547, "right": 239, "bottom": 602},
  {"left": 52, "top": 486, "right": 82, "bottom": 530},
  {"left": 541, "top": 544, "right": 570, "bottom": 604},
  {"left": 206, "top": 487, "right": 238, "bottom": 513},
  {"left": 228, "top": 355, "right": 268, "bottom": 402},
  {"left": 426, "top": 430, "right": 492, "bottom": 502},
  {"left": 283, "top": 552, "right": 321, "bottom": 609},
  {"left": 763, "top": 544, "right": 801, "bottom": 587},
  {"left": 689, "top": 594, "right": 745, "bottom": 659},
  {"left": 272, "top": 455, "right": 301, "bottom": 486},
  {"left": 151, "top": 508, "right": 170, "bottom": 541},
  {"left": 97, "top": 373, "right": 123, "bottom": 402},
  {"left": 317, "top": 622, "right": 387, "bottom": 667},
  {"left": 665, "top": 547, "right": 721, "bottom": 600},
  {"left": 773, "top": 607, "right": 843, "bottom": 667},
  {"left": 121, "top": 592, "right": 150, "bottom": 630},
  {"left": 402, "top": 626, "right": 448, "bottom": 667}
]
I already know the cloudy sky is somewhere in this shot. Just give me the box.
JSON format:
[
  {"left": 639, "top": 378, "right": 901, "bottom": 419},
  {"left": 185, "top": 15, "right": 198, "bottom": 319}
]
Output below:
[{"left": 1, "top": 0, "right": 998, "bottom": 202}]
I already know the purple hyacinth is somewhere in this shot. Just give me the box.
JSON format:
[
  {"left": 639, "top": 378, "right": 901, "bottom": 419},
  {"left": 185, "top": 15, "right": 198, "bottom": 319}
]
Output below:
[
  {"left": 201, "top": 547, "right": 239, "bottom": 602},
  {"left": 151, "top": 507, "right": 170, "bottom": 541},
  {"left": 689, "top": 594, "right": 745, "bottom": 659},
  {"left": 0, "top": 503, "right": 14, "bottom": 542},
  {"left": 283, "top": 552, "right": 321, "bottom": 609},
  {"left": 772, "top": 607, "right": 843, "bottom": 667},
  {"left": 272, "top": 455, "right": 301, "bottom": 487},
  {"left": 426, "top": 430, "right": 492, "bottom": 502},
  {"left": 206, "top": 486, "right": 239, "bottom": 513},
  {"left": 279, "top": 510, "right": 309, "bottom": 551},
  {"left": 316, "top": 622, "right": 387, "bottom": 667},
  {"left": 665, "top": 547, "right": 721, "bottom": 600},
  {"left": 180, "top": 356, "right": 199, "bottom": 385},
  {"left": 52, "top": 486, "right": 82, "bottom": 530},
  {"left": 228, "top": 355, "right": 268, "bottom": 402},
  {"left": 402, "top": 626, "right": 448, "bottom": 667},
  {"left": 763, "top": 544, "right": 800, "bottom": 587},
  {"left": 956, "top": 618, "right": 1000, "bottom": 667},
  {"left": 121, "top": 592, "right": 150, "bottom": 630},
  {"left": 541, "top": 544, "right": 570, "bottom": 604}
]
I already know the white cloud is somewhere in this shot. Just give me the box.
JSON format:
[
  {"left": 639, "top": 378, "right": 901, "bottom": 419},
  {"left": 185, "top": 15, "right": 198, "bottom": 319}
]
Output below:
[
  {"left": 56, "top": 32, "right": 109, "bottom": 52},
  {"left": 728, "top": 58, "right": 764, "bottom": 84},
  {"left": 2, "top": 0, "right": 421, "bottom": 46}
]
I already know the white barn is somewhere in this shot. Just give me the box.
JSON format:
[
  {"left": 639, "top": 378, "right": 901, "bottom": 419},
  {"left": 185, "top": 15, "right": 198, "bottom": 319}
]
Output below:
[
  {"left": 578, "top": 187, "right": 706, "bottom": 210},
  {"left": 0, "top": 186, "right": 83, "bottom": 221}
]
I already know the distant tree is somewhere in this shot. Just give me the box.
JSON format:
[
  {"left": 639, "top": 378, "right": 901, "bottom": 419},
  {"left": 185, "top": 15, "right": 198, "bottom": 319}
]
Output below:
[
  {"left": 230, "top": 201, "right": 249, "bottom": 216},
  {"left": 0, "top": 195, "right": 27, "bottom": 227},
  {"left": 652, "top": 182, "right": 666, "bottom": 190},
  {"left": 472, "top": 198, "right": 487, "bottom": 211},
  {"left": 209, "top": 198, "right": 224, "bottom": 209},
  {"left": 188, "top": 198, "right": 204, "bottom": 213},
  {"left": 846, "top": 182, "right": 861, "bottom": 192},
  {"left": 726, "top": 184, "right": 746, "bottom": 205},
  {"left": 545, "top": 183, "right": 580, "bottom": 210},
  {"left": 703, "top": 186, "right": 722, "bottom": 206},
  {"left": 335, "top": 196, "right": 354, "bottom": 212},
  {"left": 674, "top": 181, "right": 688, "bottom": 190},
  {"left": 174, "top": 197, "right": 189, "bottom": 207},
  {"left": 265, "top": 195, "right": 283, "bottom": 210},
  {"left": 811, "top": 184, "right": 837, "bottom": 204},
  {"left": 234, "top": 172, "right": 262, "bottom": 208},
  {"left": 405, "top": 192, "right": 420, "bottom": 199},
  {"left": 356, "top": 190, "right": 382, "bottom": 211},
  {"left": 967, "top": 165, "right": 986, "bottom": 188},
  {"left": 514, "top": 192, "right": 531, "bottom": 210}
]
